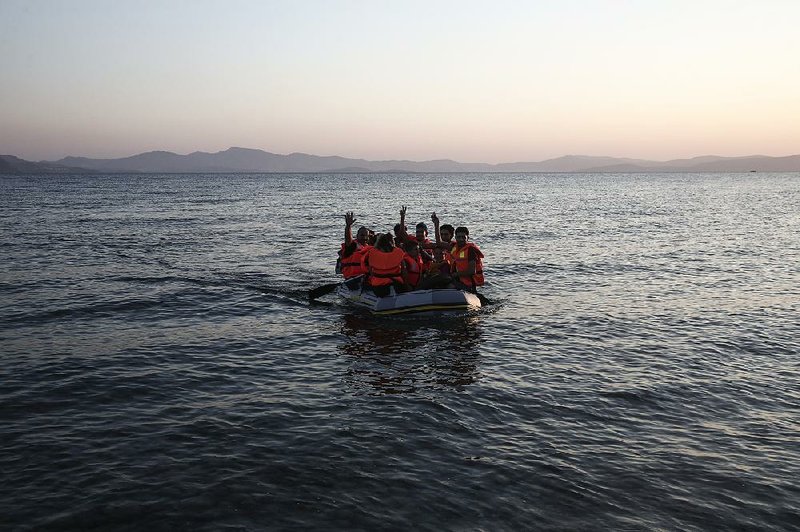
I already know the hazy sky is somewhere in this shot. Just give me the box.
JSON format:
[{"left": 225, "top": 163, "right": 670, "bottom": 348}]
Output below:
[{"left": 2, "top": 0, "right": 799, "bottom": 162}]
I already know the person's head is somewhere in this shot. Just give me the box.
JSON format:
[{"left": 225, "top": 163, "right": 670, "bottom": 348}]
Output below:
[
  {"left": 455, "top": 226, "right": 469, "bottom": 247},
  {"left": 356, "top": 226, "right": 369, "bottom": 245},
  {"left": 415, "top": 222, "right": 428, "bottom": 241},
  {"left": 440, "top": 224, "right": 454, "bottom": 242},
  {"left": 404, "top": 240, "right": 419, "bottom": 258},
  {"left": 375, "top": 233, "right": 394, "bottom": 252},
  {"left": 367, "top": 230, "right": 377, "bottom": 246}
]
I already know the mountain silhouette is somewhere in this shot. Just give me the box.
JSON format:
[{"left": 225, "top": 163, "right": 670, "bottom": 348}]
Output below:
[
  {"left": 0, "top": 155, "right": 95, "bottom": 174},
  {"left": 9, "top": 148, "right": 798, "bottom": 174}
]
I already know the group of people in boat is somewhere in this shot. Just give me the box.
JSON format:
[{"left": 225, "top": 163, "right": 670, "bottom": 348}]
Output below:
[{"left": 337, "top": 206, "right": 484, "bottom": 297}]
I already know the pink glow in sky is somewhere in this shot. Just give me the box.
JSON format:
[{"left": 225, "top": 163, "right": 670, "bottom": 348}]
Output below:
[{"left": 2, "top": 0, "right": 799, "bottom": 162}]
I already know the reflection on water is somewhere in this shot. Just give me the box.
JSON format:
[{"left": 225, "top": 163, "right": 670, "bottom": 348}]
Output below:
[
  {"left": 4, "top": 173, "right": 799, "bottom": 530},
  {"left": 338, "top": 311, "right": 484, "bottom": 394}
]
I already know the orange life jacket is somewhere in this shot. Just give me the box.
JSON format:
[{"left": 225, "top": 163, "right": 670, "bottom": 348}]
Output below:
[
  {"left": 425, "top": 256, "right": 451, "bottom": 279},
  {"left": 362, "top": 247, "right": 406, "bottom": 286},
  {"left": 403, "top": 254, "right": 423, "bottom": 288},
  {"left": 408, "top": 237, "right": 434, "bottom": 264},
  {"left": 341, "top": 243, "right": 370, "bottom": 279},
  {"left": 450, "top": 242, "right": 484, "bottom": 287},
  {"left": 438, "top": 240, "right": 454, "bottom": 262}
]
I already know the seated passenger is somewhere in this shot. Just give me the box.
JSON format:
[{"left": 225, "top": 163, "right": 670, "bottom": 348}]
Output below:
[
  {"left": 339, "top": 211, "right": 371, "bottom": 279},
  {"left": 450, "top": 226, "right": 484, "bottom": 293},
  {"left": 396, "top": 206, "right": 412, "bottom": 245},
  {"left": 398, "top": 206, "right": 433, "bottom": 263},
  {"left": 418, "top": 247, "right": 453, "bottom": 290},
  {"left": 361, "top": 233, "right": 407, "bottom": 297},
  {"left": 393, "top": 223, "right": 406, "bottom": 247},
  {"left": 412, "top": 222, "right": 434, "bottom": 263},
  {"left": 402, "top": 241, "right": 424, "bottom": 291},
  {"left": 430, "top": 212, "right": 455, "bottom": 261},
  {"left": 408, "top": 221, "right": 431, "bottom": 245},
  {"left": 438, "top": 224, "right": 455, "bottom": 251}
]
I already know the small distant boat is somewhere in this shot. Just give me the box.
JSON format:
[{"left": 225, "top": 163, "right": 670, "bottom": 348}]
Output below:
[{"left": 337, "top": 276, "right": 481, "bottom": 315}]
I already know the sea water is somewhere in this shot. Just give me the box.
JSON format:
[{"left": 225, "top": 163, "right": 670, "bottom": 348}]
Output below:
[{"left": 1, "top": 172, "right": 798, "bottom": 530}]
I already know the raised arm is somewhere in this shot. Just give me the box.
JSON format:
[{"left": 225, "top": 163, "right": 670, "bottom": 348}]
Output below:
[
  {"left": 396, "top": 205, "right": 411, "bottom": 243},
  {"left": 344, "top": 211, "right": 356, "bottom": 245},
  {"left": 431, "top": 212, "right": 441, "bottom": 243}
]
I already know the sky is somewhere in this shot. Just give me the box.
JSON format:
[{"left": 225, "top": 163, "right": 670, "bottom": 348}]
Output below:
[{"left": 1, "top": 0, "right": 799, "bottom": 162}]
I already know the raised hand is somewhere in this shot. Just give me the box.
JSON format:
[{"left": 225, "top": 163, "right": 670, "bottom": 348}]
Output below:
[
  {"left": 431, "top": 212, "right": 439, "bottom": 225},
  {"left": 400, "top": 205, "right": 407, "bottom": 220},
  {"left": 345, "top": 211, "right": 356, "bottom": 227}
]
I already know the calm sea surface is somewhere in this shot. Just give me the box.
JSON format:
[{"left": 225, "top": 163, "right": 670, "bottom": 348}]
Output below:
[{"left": 1, "top": 172, "right": 799, "bottom": 531}]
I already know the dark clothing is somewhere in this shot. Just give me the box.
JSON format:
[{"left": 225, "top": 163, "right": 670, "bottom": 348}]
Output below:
[
  {"left": 418, "top": 276, "right": 453, "bottom": 290},
  {"left": 371, "top": 281, "right": 406, "bottom": 297}
]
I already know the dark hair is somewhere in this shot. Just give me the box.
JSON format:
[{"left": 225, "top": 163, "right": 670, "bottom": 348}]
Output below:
[
  {"left": 375, "top": 233, "right": 394, "bottom": 252},
  {"left": 455, "top": 226, "right": 469, "bottom": 236},
  {"left": 440, "top": 224, "right": 454, "bottom": 234},
  {"left": 404, "top": 240, "right": 419, "bottom": 252},
  {"left": 415, "top": 222, "right": 428, "bottom": 232}
]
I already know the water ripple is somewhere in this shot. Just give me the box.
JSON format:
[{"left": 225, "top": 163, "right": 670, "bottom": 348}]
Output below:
[{"left": 2, "top": 173, "right": 799, "bottom": 530}]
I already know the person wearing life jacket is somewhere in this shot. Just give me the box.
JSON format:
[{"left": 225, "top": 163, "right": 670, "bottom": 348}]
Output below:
[
  {"left": 430, "top": 212, "right": 455, "bottom": 262},
  {"left": 412, "top": 222, "right": 434, "bottom": 263},
  {"left": 409, "top": 221, "right": 432, "bottom": 246},
  {"left": 393, "top": 223, "right": 407, "bottom": 248},
  {"left": 402, "top": 240, "right": 424, "bottom": 290},
  {"left": 418, "top": 246, "right": 453, "bottom": 290},
  {"left": 338, "top": 211, "right": 371, "bottom": 279},
  {"left": 361, "top": 233, "right": 408, "bottom": 297},
  {"left": 397, "top": 206, "right": 433, "bottom": 264},
  {"left": 450, "top": 226, "right": 484, "bottom": 293}
]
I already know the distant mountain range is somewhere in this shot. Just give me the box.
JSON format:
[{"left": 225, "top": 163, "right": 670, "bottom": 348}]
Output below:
[
  {"left": 2, "top": 148, "right": 800, "bottom": 174},
  {"left": 0, "top": 155, "right": 96, "bottom": 174}
]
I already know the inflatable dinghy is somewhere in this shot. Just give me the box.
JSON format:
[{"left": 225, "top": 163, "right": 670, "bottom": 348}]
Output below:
[{"left": 337, "top": 276, "right": 481, "bottom": 315}]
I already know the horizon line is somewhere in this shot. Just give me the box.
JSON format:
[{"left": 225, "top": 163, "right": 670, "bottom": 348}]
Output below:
[{"left": 33, "top": 147, "right": 800, "bottom": 165}]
